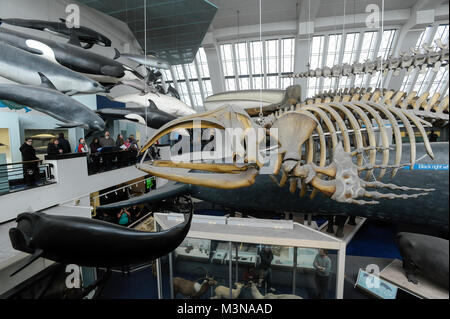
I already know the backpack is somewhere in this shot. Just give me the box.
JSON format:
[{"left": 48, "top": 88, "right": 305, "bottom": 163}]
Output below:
[{"left": 118, "top": 212, "right": 129, "bottom": 225}]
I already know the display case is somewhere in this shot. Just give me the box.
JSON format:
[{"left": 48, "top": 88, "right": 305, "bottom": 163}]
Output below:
[{"left": 154, "top": 213, "right": 346, "bottom": 299}]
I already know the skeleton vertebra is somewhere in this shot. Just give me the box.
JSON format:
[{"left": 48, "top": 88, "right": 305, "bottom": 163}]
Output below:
[
  {"left": 137, "top": 87, "right": 442, "bottom": 206},
  {"left": 283, "top": 39, "right": 449, "bottom": 79}
]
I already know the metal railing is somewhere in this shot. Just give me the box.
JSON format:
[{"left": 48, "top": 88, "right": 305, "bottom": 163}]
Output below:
[
  {"left": 86, "top": 148, "right": 142, "bottom": 175},
  {"left": 0, "top": 159, "right": 54, "bottom": 195}
]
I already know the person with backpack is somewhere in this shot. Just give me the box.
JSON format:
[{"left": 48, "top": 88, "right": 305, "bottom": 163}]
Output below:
[{"left": 117, "top": 207, "right": 131, "bottom": 226}]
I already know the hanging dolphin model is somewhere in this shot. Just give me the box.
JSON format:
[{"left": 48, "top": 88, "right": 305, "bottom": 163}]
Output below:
[
  {"left": 0, "top": 27, "right": 124, "bottom": 77},
  {"left": 0, "top": 41, "right": 105, "bottom": 95},
  {"left": 114, "top": 92, "right": 196, "bottom": 117},
  {"left": 8, "top": 210, "right": 192, "bottom": 276},
  {"left": 114, "top": 49, "right": 171, "bottom": 70},
  {"left": 0, "top": 18, "right": 112, "bottom": 49},
  {"left": 96, "top": 100, "right": 176, "bottom": 129},
  {"left": 0, "top": 74, "right": 105, "bottom": 132}
]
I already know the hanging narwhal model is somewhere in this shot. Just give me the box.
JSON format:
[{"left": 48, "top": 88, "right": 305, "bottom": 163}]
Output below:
[{"left": 283, "top": 39, "right": 449, "bottom": 79}]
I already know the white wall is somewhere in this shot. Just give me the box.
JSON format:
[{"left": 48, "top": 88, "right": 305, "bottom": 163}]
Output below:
[{"left": 0, "top": 156, "right": 148, "bottom": 223}]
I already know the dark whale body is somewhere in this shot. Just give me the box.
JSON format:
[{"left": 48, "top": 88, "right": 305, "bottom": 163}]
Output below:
[{"left": 396, "top": 232, "right": 449, "bottom": 289}]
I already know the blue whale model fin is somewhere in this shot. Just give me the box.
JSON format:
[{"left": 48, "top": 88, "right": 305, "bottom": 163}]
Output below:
[{"left": 38, "top": 72, "right": 57, "bottom": 90}]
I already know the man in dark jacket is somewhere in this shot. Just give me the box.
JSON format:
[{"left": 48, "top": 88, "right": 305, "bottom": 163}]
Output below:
[
  {"left": 19, "top": 137, "right": 40, "bottom": 186},
  {"left": 258, "top": 246, "right": 274, "bottom": 291},
  {"left": 58, "top": 133, "right": 71, "bottom": 154}
]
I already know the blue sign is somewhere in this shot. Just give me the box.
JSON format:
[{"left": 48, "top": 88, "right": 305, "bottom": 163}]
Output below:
[
  {"left": 402, "top": 164, "right": 449, "bottom": 170},
  {"left": 356, "top": 269, "right": 398, "bottom": 299}
]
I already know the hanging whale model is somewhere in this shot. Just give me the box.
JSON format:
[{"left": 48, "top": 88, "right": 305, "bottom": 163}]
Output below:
[
  {"left": 0, "top": 41, "right": 105, "bottom": 95},
  {"left": 113, "top": 92, "right": 196, "bottom": 117},
  {"left": 96, "top": 100, "right": 176, "bottom": 129},
  {"left": 396, "top": 232, "right": 449, "bottom": 289},
  {"left": 9, "top": 210, "right": 192, "bottom": 276},
  {"left": 0, "top": 74, "right": 105, "bottom": 132},
  {"left": 114, "top": 49, "right": 171, "bottom": 70},
  {"left": 0, "top": 18, "right": 112, "bottom": 49},
  {"left": 0, "top": 27, "right": 124, "bottom": 77}
]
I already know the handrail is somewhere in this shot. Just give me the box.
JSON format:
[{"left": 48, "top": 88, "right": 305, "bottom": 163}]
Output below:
[{"left": 0, "top": 159, "right": 42, "bottom": 167}]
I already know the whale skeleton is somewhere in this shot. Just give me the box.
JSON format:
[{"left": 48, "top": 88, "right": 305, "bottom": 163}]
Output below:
[
  {"left": 283, "top": 39, "right": 449, "bottom": 79},
  {"left": 137, "top": 86, "right": 446, "bottom": 206}
]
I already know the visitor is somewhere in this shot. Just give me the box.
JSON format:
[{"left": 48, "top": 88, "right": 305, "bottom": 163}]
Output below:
[
  {"left": 58, "top": 133, "right": 71, "bottom": 154},
  {"left": 89, "top": 137, "right": 101, "bottom": 154},
  {"left": 99, "top": 131, "right": 116, "bottom": 148},
  {"left": 47, "top": 138, "right": 62, "bottom": 156},
  {"left": 117, "top": 207, "right": 131, "bottom": 226},
  {"left": 77, "top": 138, "right": 88, "bottom": 153},
  {"left": 19, "top": 137, "right": 40, "bottom": 186},
  {"left": 116, "top": 134, "right": 125, "bottom": 148},
  {"left": 428, "top": 129, "right": 438, "bottom": 142},
  {"left": 258, "top": 246, "right": 274, "bottom": 292},
  {"left": 129, "top": 205, "right": 143, "bottom": 222},
  {"left": 243, "top": 265, "right": 258, "bottom": 284},
  {"left": 123, "top": 137, "right": 131, "bottom": 149},
  {"left": 313, "top": 249, "right": 332, "bottom": 299}
]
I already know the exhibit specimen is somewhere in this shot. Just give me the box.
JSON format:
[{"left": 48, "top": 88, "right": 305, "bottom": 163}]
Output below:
[{"left": 396, "top": 232, "right": 449, "bottom": 289}]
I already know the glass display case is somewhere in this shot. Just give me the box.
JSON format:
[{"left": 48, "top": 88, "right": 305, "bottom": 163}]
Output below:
[{"left": 154, "top": 213, "right": 346, "bottom": 299}]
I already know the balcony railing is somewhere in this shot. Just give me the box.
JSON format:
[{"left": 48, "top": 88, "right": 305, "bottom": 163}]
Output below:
[{"left": 0, "top": 159, "right": 54, "bottom": 195}]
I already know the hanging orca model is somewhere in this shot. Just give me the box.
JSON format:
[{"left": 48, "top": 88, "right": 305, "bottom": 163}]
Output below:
[
  {"left": 395, "top": 232, "right": 449, "bottom": 289},
  {"left": 0, "top": 27, "right": 124, "bottom": 77},
  {"left": 0, "top": 41, "right": 105, "bottom": 95},
  {"left": 0, "top": 18, "right": 112, "bottom": 49},
  {"left": 96, "top": 100, "right": 176, "bottom": 129},
  {"left": 0, "top": 74, "right": 105, "bottom": 132},
  {"left": 9, "top": 210, "right": 192, "bottom": 276},
  {"left": 114, "top": 49, "right": 171, "bottom": 70}
]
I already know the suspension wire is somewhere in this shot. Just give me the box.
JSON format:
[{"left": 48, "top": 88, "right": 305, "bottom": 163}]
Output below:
[
  {"left": 378, "top": 0, "right": 385, "bottom": 92},
  {"left": 259, "top": 0, "right": 263, "bottom": 120},
  {"left": 144, "top": 0, "right": 148, "bottom": 140}
]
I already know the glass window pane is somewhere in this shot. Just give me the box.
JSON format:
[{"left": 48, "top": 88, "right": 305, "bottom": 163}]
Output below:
[
  {"left": 282, "top": 38, "right": 295, "bottom": 73},
  {"left": 225, "top": 78, "right": 237, "bottom": 91},
  {"left": 220, "top": 44, "right": 235, "bottom": 77},
  {"left": 252, "top": 75, "right": 263, "bottom": 89},
  {"left": 309, "top": 35, "right": 325, "bottom": 70},
  {"left": 267, "top": 75, "right": 278, "bottom": 89},
  {"left": 203, "top": 79, "right": 213, "bottom": 97},
  {"left": 239, "top": 77, "right": 250, "bottom": 90},
  {"left": 432, "top": 24, "right": 449, "bottom": 48},
  {"left": 341, "top": 33, "right": 360, "bottom": 65},
  {"left": 197, "top": 47, "right": 210, "bottom": 78},
  {"left": 162, "top": 69, "right": 173, "bottom": 82},
  {"left": 251, "top": 41, "right": 264, "bottom": 75},
  {"left": 326, "top": 34, "right": 342, "bottom": 67},
  {"left": 265, "top": 39, "right": 279, "bottom": 74},
  {"left": 173, "top": 65, "right": 185, "bottom": 81},
  {"left": 377, "top": 30, "right": 396, "bottom": 60},
  {"left": 358, "top": 31, "right": 378, "bottom": 62},
  {"left": 236, "top": 42, "right": 249, "bottom": 76},
  {"left": 177, "top": 81, "right": 191, "bottom": 106}
]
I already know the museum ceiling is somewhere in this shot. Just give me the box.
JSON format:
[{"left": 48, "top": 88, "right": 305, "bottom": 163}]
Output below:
[{"left": 77, "top": 0, "right": 218, "bottom": 65}]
